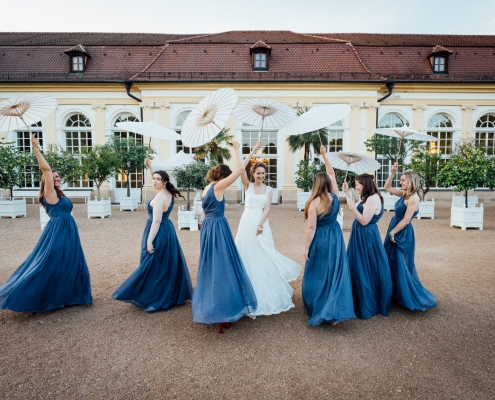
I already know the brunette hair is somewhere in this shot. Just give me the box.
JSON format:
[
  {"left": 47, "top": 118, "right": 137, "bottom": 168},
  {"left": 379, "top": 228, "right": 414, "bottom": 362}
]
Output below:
[
  {"left": 304, "top": 172, "right": 333, "bottom": 220},
  {"left": 355, "top": 174, "right": 383, "bottom": 204},
  {"left": 153, "top": 171, "right": 185, "bottom": 200},
  {"left": 38, "top": 170, "right": 65, "bottom": 208},
  {"left": 250, "top": 162, "right": 266, "bottom": 181},
  {"left": 401, "top": 170, "right": 423, "bottom": 200},
  {"left": 207, "top": 164, "right": 232, "bottom": 182}
]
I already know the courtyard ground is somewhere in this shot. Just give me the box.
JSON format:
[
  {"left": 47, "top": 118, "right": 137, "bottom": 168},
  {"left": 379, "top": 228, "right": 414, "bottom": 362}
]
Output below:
[{"left": 0, "top": 198, "right": 494, "bottom": 399}]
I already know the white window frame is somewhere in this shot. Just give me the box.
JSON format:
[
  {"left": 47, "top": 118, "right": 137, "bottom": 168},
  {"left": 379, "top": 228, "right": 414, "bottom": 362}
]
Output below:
[{"left": 64, "top": 113, "right": 93, "bottom": 188}]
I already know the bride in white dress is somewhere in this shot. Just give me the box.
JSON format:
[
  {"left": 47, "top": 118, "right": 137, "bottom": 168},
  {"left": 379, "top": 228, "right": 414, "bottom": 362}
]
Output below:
[{"left": 235, "top": 143, "right": 301, "bottom": 317}]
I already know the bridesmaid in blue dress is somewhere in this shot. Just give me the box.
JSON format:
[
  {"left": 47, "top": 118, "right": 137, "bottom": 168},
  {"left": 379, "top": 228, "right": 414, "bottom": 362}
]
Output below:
[
  {"left": 302, "top": 146, "right": 355, "bottom": 326},
  {"left": 383, "top": 163, "right": 437, "bottom": 312},
  {"left": 0, "top": 134, "right": 92, "bottom": 312},
  {"left": 192, "top": 141, "right": 257, "bottom": 333},
  {"left": 112, "top": 160, "right": 192, "bottom": 312},
  {"left": 343, "top": 174, "right": 392, "bottom": 319}
]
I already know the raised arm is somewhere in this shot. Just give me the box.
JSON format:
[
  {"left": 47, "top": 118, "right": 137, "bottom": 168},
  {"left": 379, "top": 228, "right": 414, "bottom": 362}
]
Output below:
[
  {"left": 320, "top": 145, "right": 339, "bottom": 196},
  {"left": 214, "top": 141, "right": 245, "bottom": 192},
  {"left": 240, "top": 140, "right": 262, "bottom": 189},
  {"left": 346, "top": 194, "right": 380, "bottom": 226},
  {"left": 146, "top": 195, "right": 165, "bottom": 254},
  {"left": 144, "top": 157, "right": 154, "bottom": 181},
  {"left": 383, "top": 162, "right": 403, "bottom": 197},
  {"left": 388, "top": 195, "right": 420, "bottom": 243},
  {"left": 31, "top": 134, "right": 57, "bottom": 203}
]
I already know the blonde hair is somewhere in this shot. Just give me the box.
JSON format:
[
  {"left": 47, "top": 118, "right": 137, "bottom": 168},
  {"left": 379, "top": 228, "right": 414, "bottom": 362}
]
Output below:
[
  {"left": 304, "top": 172, "right": 333, "bottom": 220},
  {"left": 401, "top": 171, "right": 423, "bottom": 200}
]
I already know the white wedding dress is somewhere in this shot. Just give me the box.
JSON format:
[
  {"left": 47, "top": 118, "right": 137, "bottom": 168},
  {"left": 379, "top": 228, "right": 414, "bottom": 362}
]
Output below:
[{"left": 235, "top": 183, "right": 301, "bottom": 316}]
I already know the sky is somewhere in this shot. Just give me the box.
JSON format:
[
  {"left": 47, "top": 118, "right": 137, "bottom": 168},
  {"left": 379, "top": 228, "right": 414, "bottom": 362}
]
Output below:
[{"left": 1, "top": 0, "right": 494, "bottom": 35}]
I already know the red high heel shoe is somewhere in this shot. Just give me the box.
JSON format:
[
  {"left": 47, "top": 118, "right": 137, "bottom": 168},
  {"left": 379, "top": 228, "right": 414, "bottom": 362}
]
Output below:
[{"left": 218, "top": 322, "right": 232, "bottom": 334}]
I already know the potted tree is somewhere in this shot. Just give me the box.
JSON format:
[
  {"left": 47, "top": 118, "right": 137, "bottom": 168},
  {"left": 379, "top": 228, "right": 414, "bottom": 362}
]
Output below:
[
  {"left": 437, "top": 142, "right": 488, "bottom": 230},
  {"left": 365, "top": 128, "right": 421, "bottom": 211},
  {"left": 0, "top": 139, "right": 27, "bottom": 218},
  {"left": 406, "top": 146, "right": 444, "bottom": 219},
  {"left": 173, "top": 161, "right": 210, "bottom": 230},
  {"left": 81, "top": 144, "right": 120, "bottom": 219},
  {"left": 110, "top": 136, "right": 151, "bottom": 211}
]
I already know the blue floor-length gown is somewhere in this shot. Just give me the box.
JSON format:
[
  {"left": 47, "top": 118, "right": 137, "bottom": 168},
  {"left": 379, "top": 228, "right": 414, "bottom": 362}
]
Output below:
[
  {"left": 302, "top": 193, "right": 356, "bottom": 326},
  {"left": 347, "top": 203, "right": 392, "bottom": 319},
  {"left": 384, "top": 196, "right": 437, "bottom": 311},
  {"left": 0, "top": 197, "right": 92, "bottom": 312},
  {"left": 112, "top": 197, "right": 192, "bottom": 312},
  {"left": 192, "top": 184, "right": 257, "bottom": 324}
]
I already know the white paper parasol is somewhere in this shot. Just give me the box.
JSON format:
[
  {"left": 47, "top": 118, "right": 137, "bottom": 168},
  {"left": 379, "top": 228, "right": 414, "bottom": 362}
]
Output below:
[
  {"left": 279, "top": 104, "right": 350, "bottom": 146},
  {"left": 152, "top": 150, "right": 194, "bottom": 170},
  {"left": 116, "top": 121, "right": 181, "bottom": 141},
  {"left": 0, "top": 94, "right": 58, "bottom": 132},
  {"left": 324, "top": 151, "right": 381, "bottom": 181},
  {"left": 181, "top": 88, "right": 238, "bottom": 147},
  {"left": 371, "top": 127, "right": 438, "bottom": 163}
]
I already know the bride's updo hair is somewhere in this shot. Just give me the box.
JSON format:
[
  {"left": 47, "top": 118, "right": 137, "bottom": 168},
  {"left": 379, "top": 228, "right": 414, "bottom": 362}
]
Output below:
[
  {"left": 207, "top": 164, "right": 232, "bottom": 182},
  {"left": 250, "top": 161, "right": 266, "bottom": 181}
]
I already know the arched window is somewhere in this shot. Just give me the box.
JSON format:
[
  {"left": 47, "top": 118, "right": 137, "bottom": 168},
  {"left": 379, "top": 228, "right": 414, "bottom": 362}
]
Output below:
[
  {"left": 16, "top": 121, "right": 43, "bottom": 187},
  {"left": 375, "top": 113, "right": 405, "bottom": 188},
  {"left": 427, "top": 114, "right": 454, "bottom": 156},
  {"left": 175, "top": 110, "right": 194, "bottom": 155},
  {"left": 112, "top": 113, "right": 143, "bottom": 190},
  {"left": 327, "top": 119, "right": 343, "bottom": 152},
  {"left": 241, "top": 122, "right": 278, "bottom": 189},
  {"left": 64, "top": 113, "right": 93, "bottom": 188},
  {"left": 475, "top": 114, "right": 495, "bottom": 155}
]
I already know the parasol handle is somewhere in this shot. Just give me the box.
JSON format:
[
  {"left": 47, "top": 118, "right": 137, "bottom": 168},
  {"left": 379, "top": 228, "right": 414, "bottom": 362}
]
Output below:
[
  {"left": 344, "top": 164, "right": 349, "bottom": 183},
  {"left": 19, "top": 115, "right": 34, "bottom": 136},
  {"left": 395, "top": 137, "right": 404, "bottom": 164},
  {"left": 257, "top": 117, "right": 265, "bottom": 154}
]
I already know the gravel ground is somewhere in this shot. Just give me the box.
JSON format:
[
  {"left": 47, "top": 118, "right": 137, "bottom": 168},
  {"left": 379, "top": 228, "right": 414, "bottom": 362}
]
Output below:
[{"left": 0, "top": 200, "right": 494, "bottom": 399}]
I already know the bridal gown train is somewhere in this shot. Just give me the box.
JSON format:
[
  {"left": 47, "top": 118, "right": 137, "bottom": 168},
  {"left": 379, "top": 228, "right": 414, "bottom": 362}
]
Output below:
[{"left": 235, "top": 183, "right": 301, "bottom": 316}]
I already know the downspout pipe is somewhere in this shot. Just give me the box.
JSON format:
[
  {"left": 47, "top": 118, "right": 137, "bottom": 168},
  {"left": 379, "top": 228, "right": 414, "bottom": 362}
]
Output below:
[
  {"left": 376, "top": 81, "right": 395, "bottom": 127},
  {"left": 124, "top": 81, "right": 143, "bottom": 121}
]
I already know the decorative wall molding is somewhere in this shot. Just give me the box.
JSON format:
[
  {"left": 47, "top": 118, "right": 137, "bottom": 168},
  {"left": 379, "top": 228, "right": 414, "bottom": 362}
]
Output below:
[
  {"left": 139, "top": 102, "right": 155, "bottom": 110},
  {"left": 90, "top": 104, "right": 106, "bottom": 111},
  {"left": 364, "top": 102, "right": 380, "bottom": 109},
  {"left": 155, "top": 102, "right": 171, "bottom": 110},
  {"left": 349, "top": 102, "right": 364, "bottom": 109},
  {"left": 461, "top": 104, "right": 477, "bottom": 112},
  {"left": 413, "top": 104, "right": 427, "bottom": 111}
]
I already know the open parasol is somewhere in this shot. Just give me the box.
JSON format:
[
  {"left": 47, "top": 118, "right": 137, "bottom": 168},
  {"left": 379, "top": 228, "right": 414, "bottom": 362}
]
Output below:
[
  {"left": 279, "top": 104, "right": 350, "bottom": 146},
  {"left": 0, "top": 94, "right": 58, "bottom": 133},
  {"left": 116, "top": 120, "right": 181, "bottom": 151},
  {"left": 371, "top": 126, "right": 438, "bottom": 163},
  {"left": 324, "top": 151, "right": 381, "bottom": 182},
  {"left": 180, "top": 88, "right": 238, "bottom": 147}
]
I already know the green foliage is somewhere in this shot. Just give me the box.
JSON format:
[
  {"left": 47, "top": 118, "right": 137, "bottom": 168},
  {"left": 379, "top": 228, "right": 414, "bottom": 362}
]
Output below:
[
  {"left": 364, "top": 134, "right": 422, "bottom": 163},
  {"left": 295, "top": 159, "right": 356, "bottom": 192},
  {"left": 485, "top": 156, "right": 495, "bottom": 190},
  {"left": 109, "top": 136, "right": 153, "bottom": 198},
  {"left": 286, "top": 107, "right": 329, "bottom": 161},
  {"left": 30, "top": 144, "right": 82, "bottom": 186},
  {"left": 172, "top": 161, "right": 210, "bottom": 209},
  {"left": 81, "top": 144, "right": 120, "bottom": 200},
  {"left": 193, "top": 128, "right": 234, "bottom": 164},
  {"left": 436, "top": 142, "right": 489, "bottom": 208},
  {"left": 0, "top": 139, "right": 24, "bottom": 198},
  {"left": 406, "top": 145, "right": 445, "bottom": 199}
]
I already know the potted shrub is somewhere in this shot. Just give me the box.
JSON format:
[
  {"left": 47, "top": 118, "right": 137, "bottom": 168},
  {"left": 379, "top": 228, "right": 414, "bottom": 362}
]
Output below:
[
  {"left": 81, "top": 144, "right": 120, "bottom": 219},
  {"left": 437, "top": 142, "right": 488, "bottom": 230},
  {"left": 173, "top": 161, "right": 210, "bottom": 230},
  {"left": 0, "top": 139, "right": 27, "bottom": 218},
  {"left": 406, "top": 146, "right": 444, "bottom": 219}
]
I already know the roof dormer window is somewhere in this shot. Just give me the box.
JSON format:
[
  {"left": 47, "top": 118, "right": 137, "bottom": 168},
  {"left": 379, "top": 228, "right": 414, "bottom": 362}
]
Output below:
[
  {"left": 64, "top": 44, "right": 90, "bottom": 73},
  {"left": 428, "top": 45, "right": 453, "bottom": 74},
  {"left": 250, "top": 40, "right": 271, "bottom": 72}
]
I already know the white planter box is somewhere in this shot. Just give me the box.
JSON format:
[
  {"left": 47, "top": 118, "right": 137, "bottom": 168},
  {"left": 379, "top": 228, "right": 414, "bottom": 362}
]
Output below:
[
  {"left": 382, "top": 192, "right": 400, "bottom": 212},
  {"left": 193, "top": 190, "right": 203, "bottom": 215},
  {"left": 452, "top": 194, "right": 478, "bottom": 208},
  {"left": 0, "top": 199, "right": 26, "bottom": 218},
  {"left": 88, "top": 198, "right": 111, "bottom": 219},
  {"left": 120, "top": 196, "right": 139, "bottom": 211},
  {"left": 178, "top": 209, "right": 196, "bottom": 230},
  {"left": 450, "top": 204, "right": 484, "bottom": 230},
  {"left": 40, "top": 206, "right": 49, "bottom": 230},
  {"left": 297, "top": 191, "right": 311, "bottom": 211},
  {"left": 417, "top": 199, "right": 435, "bottom": 220},
  {"left": 337, "top": 207, "right": 343, "bottom": 229}
]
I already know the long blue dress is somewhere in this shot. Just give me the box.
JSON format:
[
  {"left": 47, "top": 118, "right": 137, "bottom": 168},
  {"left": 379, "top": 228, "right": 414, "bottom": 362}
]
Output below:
[
  {"left": 112, "top": 197, "right": 192, "bottom": 312},
  {"left": 192, "top": 184, "right": 257, "bottom": 324},
  {"left": 0, "top": 196, "right": 92, "bottom": 312},
  {"left": 384, "top": 196, "right": 437, "bottom": 311},
  {"left": 348, "top": 203, "right": 392, "bottom": 319},
  {"left": 302, "top": 193, "right": 356, "bottom": 326}
]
